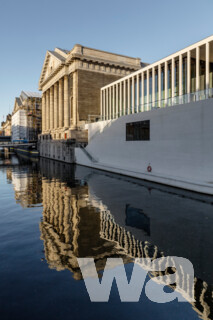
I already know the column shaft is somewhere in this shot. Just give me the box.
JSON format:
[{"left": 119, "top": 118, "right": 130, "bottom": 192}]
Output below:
[
  {"left": 54, "top": 83, "right": 58, "bottom": 129},
  {"left": 50, "top": 86, "right": 54, "bottom": 130},
  {"left": 42, "top": 92, "right": 46, "bottom": 133},
  {"left": 59, "top": 78, "right": 64, "bottom": 128},
  {"left": 147, "top": 70, "right": 149, "bottom": 108},
  {"left": 46, "top": 90, "right": 50, "bottom": 130},
  {"left": 127, "top": 79, "right": 130, "bottom": 114},
  {"left": 64, "top": 75, "right": 69, "bottom": 128}
]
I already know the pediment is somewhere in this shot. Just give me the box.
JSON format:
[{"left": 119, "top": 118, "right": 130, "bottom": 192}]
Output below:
[{"left": 39, "top": 49, "right": 68, "bottom": 89}]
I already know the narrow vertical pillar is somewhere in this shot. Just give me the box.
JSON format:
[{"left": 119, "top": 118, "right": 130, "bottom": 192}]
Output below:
[
  {"left": 106, "top": 88, "right": 108, "bottom": 120},
  {"left": 132, "top": 77, "right": 135, "bottom": 114},
  {"left": 147, "top": 70, "right": 149, "bottom": 108},
  {"left": 127, "top": 78, "right": 130, "bottom": 114},
  {"left": 123, "top": 80, "right": 126, "bottom": 115},
  {"left": 42, "top": 92, "right": 46, "bottom": 133},
  {"left": 152, "top": 67, "right": 155, "bottom": 106},
  {"left": 206, "top": 42, "right": 209, "bottom": 93},
  {"left": 158, "top": 65, "right": 161, "bottom": 107},
  {"left": 116, "top": 84, "right": 118, "bottom": 118},
  {"left": 112, "top": 86, "right": 115, "bottom": 119},
  {"left": 59, "top": 78, "right": 64, "bottom": 128},
  {"left": 103, "top": 90, "right": 106, "bottom": 120},
  {"left": 50, "top": 86, "right": 54, "bottom": 130},
  {"left": 179, "top": 54, "right": 183, "bottom": 96},
  {"left": 187, "top": 51, "right": 191, "bottom": 96},
  {"left": 73, "top": 72, "right": 77, "bottom": 127},
  {"left": 109, "top": 87, "right": 111, "bottom": 120},
  {"left": 46, "top": 89, "right": 50, "bottom": 130},
  {"left": 54, "top": 83, "right": 58, "bottom": 129},
  {"left": 119, "top": 82, "right": 122, "bottom": 116},
  {"left": 171, "top": 58, "right": 175, "bottom": 99},
  {"left": 196, "top": 46, "right": 200, "bottom": 94},
  {"left": 136, "top": 74, "right": 139, "bottom": 113},
  {"left": 64, "top": 75, "right": 69, "bottom": 128},
  {"left": 100, "top": 90, "right": 103, "bottom": 120},
  {"left": 165, "top": 62, "right": 168, "bottom": 104},
  {"left": 141, "top": 72, "right": 144, "bottom": 111}
]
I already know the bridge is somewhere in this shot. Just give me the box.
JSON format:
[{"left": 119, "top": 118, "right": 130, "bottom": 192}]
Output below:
[{"left": 0, "top": 141, "right": 35, "bottom": 148}]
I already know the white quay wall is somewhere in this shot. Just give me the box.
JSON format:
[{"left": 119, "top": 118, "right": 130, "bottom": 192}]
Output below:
[{"left": 75, "top": 99, "right": 213, "bottom": 194}]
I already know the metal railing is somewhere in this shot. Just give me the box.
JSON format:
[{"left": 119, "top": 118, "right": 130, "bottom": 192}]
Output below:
[{"left": 101, "top": 88, "right": 213, "bottom": 120}]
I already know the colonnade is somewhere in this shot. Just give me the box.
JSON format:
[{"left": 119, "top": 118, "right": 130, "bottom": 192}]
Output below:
[
  {"left": 101, "top": 38, "right": 213, "bottom": 120},
  {"left": 42, "top": 75, "right": 72, "bottom": 133}
]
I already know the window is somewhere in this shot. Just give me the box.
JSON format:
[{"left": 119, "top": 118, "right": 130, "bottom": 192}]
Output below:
[{"left": 126, "top": 120, "right": 150, "bottom": 141}]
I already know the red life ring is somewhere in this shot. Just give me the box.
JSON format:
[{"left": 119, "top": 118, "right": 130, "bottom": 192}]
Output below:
[{"left": 147, "top": 165, "right": 152, "bottom": 172}]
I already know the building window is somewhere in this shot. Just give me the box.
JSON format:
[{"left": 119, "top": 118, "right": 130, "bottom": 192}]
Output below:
[{"left": 126, "top": 120, "right": 150, "bottom": 141}]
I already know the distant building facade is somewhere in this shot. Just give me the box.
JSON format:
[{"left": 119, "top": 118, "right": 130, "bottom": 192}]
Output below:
[
  {"left": 1, "top": 114, "right": 11, "bottom": 136},
  {"left": 11, "top": 91, "right": 42, "bottom": 141},
  {"left": 38, "top": 45, "right": 142, "bottom": 161}
]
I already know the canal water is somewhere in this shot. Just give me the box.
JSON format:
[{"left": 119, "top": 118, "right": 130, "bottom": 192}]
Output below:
[{"left": 0, "top": 153, "right": 212, "bottom": 320}]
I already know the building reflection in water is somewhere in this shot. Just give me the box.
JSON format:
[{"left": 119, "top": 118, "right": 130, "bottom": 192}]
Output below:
[
  {"left": 5, "top": 154, "right": 42, "bottom": 207},
  {"left": 39, "top": 158, "right": 213, "bottom": 320}
]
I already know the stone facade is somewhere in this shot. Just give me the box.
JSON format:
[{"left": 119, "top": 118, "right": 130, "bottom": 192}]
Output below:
[
  {"left": 38, "top": 45, "right": 142, "bottom": 162},
  {"left": 1, "top": 114, "right": 11, "bottom": 136}
]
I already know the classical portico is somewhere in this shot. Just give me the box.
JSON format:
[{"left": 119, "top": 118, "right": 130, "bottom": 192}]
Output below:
[{"left": 39, "top": 45, "right": 142, "bottom": 143}]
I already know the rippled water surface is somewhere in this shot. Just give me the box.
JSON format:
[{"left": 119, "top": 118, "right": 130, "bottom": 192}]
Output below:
[{"left": 0, "top": 153, "right": 212, "bottom": 320}]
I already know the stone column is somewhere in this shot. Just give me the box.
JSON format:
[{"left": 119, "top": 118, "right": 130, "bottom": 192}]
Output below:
[
  {"left": 50, "top": 86, "right": 54, "bottom": 130},
  {"left": 46, "top": 89, "right": 50, "bottom": 130},
  {"left": 59, "top": 78, "right": 64, "bottom": 128},
  {"left": 73, "top": 72, "right": 77, "bottom": 128},
  {"left": 64, "top": 75, "right": 69, "bottom": 128},
  {"left": 42, "top": 92, "right": 46, "bottom": 133},
  {"left": 206, "top": 42, "right": 210, "bottom": 93},
  {"left": 54, "top": 83, "right": 58, "bottom": 129},
  {"left": 158, "top": 65, "right": 161, "bottom": 108}
]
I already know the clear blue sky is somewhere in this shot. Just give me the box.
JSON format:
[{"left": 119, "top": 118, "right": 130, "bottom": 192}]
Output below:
[{"left": 0, "top": 0, "right": 213, "bottom": 122}]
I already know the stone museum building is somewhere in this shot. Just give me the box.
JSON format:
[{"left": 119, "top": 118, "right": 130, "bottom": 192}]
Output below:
[{"left": 39, "top": 44, "right": 142, "bottom": 162}]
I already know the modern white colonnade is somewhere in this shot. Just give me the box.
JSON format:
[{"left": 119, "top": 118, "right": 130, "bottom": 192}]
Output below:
[{"left": 101, "top": 35, "right": 213, "bottom": 121}]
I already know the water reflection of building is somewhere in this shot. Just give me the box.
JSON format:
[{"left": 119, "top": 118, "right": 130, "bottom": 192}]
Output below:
[
  {"left": 8, "top": 161, "right": 42, "bottom": 207},
  {"left": 39, "top": 158, "right": 213, "bottom": 320}
]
